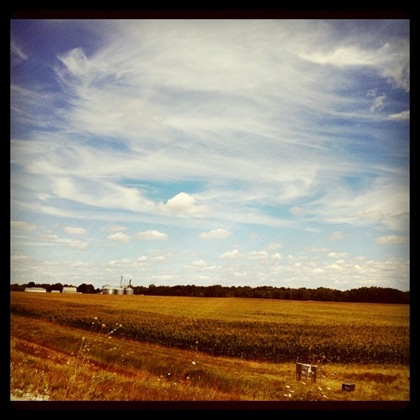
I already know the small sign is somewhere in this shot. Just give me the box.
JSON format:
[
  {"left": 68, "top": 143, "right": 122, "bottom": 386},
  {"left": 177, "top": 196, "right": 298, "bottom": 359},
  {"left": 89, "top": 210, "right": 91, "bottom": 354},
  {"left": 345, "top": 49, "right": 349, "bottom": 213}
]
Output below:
[
  {"left": 296, "top": 362, "right": 317, "bottom": 383},
  {"left": 342, "top": 383, "right": 355, "bottom": 391}
]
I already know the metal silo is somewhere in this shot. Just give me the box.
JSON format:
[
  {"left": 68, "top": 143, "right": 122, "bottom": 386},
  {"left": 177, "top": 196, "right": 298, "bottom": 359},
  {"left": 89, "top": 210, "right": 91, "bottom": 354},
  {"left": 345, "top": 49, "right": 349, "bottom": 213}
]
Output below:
[
  {"left": 124, "top": 278, "right": 134, "bottom": 295},
  {"left": 124, "top": 287, "right": 134, "bottom": 295},
  {"left": 102, "top": 285, "right": 114, "bottom": 295},
  {"left": 114, "top": 287, "right": 124, "bottom": 295}
]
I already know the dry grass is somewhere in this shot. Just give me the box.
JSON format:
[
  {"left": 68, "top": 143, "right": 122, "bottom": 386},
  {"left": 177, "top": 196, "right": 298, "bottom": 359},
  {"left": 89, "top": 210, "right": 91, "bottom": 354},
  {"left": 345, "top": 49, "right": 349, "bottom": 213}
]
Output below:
[
  {"left": 10, "top": 315, "right": 410, "bottom": 402},
  {"left": 11, "top": 292, "right": 409, "bottom": 364}
]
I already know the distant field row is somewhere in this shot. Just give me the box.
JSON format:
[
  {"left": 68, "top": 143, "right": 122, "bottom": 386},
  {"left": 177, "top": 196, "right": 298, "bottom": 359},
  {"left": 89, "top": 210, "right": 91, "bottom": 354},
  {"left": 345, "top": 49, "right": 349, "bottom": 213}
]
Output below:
[{"left": 10, "top": 292, "right": 410, "bottom": 365}]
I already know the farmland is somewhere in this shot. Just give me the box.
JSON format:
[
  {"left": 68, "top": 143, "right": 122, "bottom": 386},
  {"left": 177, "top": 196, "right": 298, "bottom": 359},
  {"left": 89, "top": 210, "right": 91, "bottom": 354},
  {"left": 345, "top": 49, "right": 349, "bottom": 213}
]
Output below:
[{"left": 10, "top": 292, "right": 410, "bottom": 403}]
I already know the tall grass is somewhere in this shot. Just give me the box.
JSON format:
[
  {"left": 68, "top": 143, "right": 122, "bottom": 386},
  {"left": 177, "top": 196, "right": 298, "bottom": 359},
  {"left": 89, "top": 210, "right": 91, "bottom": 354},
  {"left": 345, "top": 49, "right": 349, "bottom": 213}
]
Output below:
[
  {"left": 11, "top": 314, "right": 410, "bottom": 401},
  {"left": 11, "top": 293, "right": 409, "bottom": 365}
]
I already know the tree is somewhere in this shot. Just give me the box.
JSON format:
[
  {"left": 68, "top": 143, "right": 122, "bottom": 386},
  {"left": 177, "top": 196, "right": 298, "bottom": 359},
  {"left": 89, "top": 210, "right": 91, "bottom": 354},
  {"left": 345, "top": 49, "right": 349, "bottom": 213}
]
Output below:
[
  {"left": 204, "top": 284, "right": 224, "bottom": 297},
  {"left": 77, "top": 283, "right": 95, "bottom": 294},
  {"left": 50, "top": 283, "right": 63, "bottom": 292}
]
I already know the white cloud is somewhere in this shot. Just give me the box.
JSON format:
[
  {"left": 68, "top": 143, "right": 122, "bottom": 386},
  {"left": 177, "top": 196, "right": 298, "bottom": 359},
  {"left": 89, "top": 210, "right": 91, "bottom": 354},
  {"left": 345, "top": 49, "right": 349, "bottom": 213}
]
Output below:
[
  {"left": 11, "top": 254, "right": 29, "bottom": 261},
  {"left": 387, "top": 110, "right": 409, "bottom": 120},
  {"left": 57, "top": 47, "right": 90, "bottom": 78},
  {"left": 325, "top": 263, "right": 344, "bottom": 271},
  {"left": 64, "top": 226, "right": 86, "bottom": 235},
  {"left": 11, "top": 221, "right": 36, "bottom": 231},
  {"left": 369, "top": 94, "right": 387, "bottom": 112},
  {"left": 246, "top": 250, "right": 269, "bottom": 260},
  {"left": 137, "top": 230, "right": 168, "bottom": 240},
  {"left": 107, "top": 232, "right": 131, "bottom": 243},
  {"left": 109, "top": 258, "right": 136, "bottom": 267},
  {"left": 271, "top": 252, "right": 283, "bottom": 260},
  {"left": 12, "top": 21, "right": 407, "bottom": 231},
  {"left": 157, "top": 192, "right": 208, "bottom": 216},
  {"left": 41, "top": 233, "right": 59, "bottom": 241},
  {"left": 220, "top": 249, "right": 240, "bottom": 259},
  {"left": 327, "top": 252, "right": 347, "bottom": 258},
  {"left": 10, "top": 20, "right": 409, "bottom": 291},
  {"left": 191, "top": 259, "right": 208, "bottom": 267},
  {"left": 199, "top": 228, "right": 231, "bottom": 240},
  {"left": 299, "top": 45, "right": 380, "bottom": 67},
  {"left": 309, "top": 176, "right": 409, "bottom": 232},
  {"left": 233, "top": 271, "right": 247, "bottom": 277},
  {"left": 11, "top": 40, "right": 28, "bottom": 61},
  {"left": 375, "top": 235, "right": 408, "bottom": 245},
  {"left": 356, "top": 209, "right": 385, "bottom": 221},
  {"left": 105, "top": 224, "right": 127, "bottom": 232},
  {"left": 70, "top": 261, "right": 90, "bottom": 267},
  {"left": 67, "top": 239, "right": 87, "bottom": 250},
  {"left": 267, "top": 242, "right": 282, "bottom": 250},
  {"left": 299, "top": 41, "right": 409, "bottom": 91},
  {"left": 305, "top": 246, "right": 330, "bottom": 253}
]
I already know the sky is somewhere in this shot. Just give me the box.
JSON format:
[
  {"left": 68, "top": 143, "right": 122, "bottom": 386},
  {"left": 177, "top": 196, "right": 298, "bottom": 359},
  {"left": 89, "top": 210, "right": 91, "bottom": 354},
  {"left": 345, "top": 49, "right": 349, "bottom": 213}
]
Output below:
[{"left": 10, "top": 18, "right": 410, "bottom": 291}]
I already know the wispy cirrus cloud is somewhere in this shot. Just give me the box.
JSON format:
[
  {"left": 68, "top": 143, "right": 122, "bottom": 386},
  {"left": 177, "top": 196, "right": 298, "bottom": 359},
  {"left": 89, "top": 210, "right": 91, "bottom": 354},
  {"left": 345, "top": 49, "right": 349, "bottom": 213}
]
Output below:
[
  {"left": 10, "top": 19, "right": 409, "bottom": 290},
  {"left": 11, "top": 220, "right": 36, "bottom": 231},
  {"left": 11, "top": 40, "right": 28, "bottom": 61},
  {"left": 387, "top": 110, "right": 409, "bottom": 120},
  {"left": 375, "top": 235, "right": 408, "bottom": 245}
]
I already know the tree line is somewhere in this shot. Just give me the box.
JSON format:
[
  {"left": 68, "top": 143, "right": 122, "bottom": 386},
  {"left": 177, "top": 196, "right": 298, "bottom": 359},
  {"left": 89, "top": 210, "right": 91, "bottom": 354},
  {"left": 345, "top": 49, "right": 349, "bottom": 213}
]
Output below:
[{"left": 11, "top": 282, "right": 409, "bottom": 304}]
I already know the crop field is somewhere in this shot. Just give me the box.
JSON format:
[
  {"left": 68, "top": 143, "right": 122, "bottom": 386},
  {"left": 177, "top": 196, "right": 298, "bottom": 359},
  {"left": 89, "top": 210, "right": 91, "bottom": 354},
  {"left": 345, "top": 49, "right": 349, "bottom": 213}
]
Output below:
[{"left": 10, "top": 292, "right": 410, "bottom": 404}]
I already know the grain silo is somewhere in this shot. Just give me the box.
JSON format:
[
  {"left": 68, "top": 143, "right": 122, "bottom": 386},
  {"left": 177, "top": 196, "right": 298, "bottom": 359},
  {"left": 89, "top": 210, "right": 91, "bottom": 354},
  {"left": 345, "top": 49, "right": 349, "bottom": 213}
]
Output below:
[
  {"left": 102, "top": 285, "right": 114, "bottom": 295},
  {"left": 114, "top": 287, "right": 124, "bottom": 295},
  {"left": 102, "top": 276, "right": 134, "bottom": 295},
  {"left": 112, "top": 275, "right": 124, "bottom": 295},
  {"left": 124, "top": 279, "right": 134, "bottom": 295}
]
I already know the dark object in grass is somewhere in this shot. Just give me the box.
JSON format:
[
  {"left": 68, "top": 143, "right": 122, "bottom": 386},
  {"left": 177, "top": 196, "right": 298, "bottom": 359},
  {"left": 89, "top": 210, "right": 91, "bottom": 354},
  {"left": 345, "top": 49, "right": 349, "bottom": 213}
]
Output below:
[{"left": 342, "top": 383, "right": 355, "bottom": 391}]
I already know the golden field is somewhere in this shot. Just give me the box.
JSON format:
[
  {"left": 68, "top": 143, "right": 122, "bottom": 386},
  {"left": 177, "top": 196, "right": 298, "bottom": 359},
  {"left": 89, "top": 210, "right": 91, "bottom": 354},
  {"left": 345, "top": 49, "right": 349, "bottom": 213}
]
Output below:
[{"left": 10, "top": 292, "right": 410, "bottom": 404}]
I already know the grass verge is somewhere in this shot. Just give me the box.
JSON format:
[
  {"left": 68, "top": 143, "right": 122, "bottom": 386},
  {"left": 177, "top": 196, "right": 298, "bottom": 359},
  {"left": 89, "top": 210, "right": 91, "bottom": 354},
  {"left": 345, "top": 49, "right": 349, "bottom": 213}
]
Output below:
[{"left": 10, "top": 315, "right": 409, "bottom": 401}]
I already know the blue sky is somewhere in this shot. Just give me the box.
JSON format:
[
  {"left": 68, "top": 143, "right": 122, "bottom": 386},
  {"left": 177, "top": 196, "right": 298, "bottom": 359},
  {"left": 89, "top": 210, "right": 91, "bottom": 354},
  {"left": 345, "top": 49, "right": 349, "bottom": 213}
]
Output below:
[{"left": 10, "top": 19, "right": 409, "bottom": 291}]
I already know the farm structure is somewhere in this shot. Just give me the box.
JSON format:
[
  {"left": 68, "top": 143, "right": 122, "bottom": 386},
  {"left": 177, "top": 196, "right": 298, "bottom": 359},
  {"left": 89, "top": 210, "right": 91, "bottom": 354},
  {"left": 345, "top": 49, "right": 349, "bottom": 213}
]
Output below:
[
  {"left": 102, "top": 276, "right": 134, "bottom": 295},
  {"left": 62, "top": 286, "right": 78, "bottom": 294},
  {"left": 24, "top": 287, "right": 46, "bottom": 293}
]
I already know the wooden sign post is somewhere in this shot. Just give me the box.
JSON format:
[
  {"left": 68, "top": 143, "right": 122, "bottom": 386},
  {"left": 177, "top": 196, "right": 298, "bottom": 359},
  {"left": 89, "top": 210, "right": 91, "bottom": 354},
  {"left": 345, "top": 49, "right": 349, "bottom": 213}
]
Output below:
[{"left": 296, "top": 362, "right": 317, "bottom": 383}]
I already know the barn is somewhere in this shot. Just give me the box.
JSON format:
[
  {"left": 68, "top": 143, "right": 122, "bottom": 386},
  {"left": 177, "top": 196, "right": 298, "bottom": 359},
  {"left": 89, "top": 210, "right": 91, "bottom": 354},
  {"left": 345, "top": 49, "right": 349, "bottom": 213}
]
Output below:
[
  {"left": 62, "top": 286, "right": 77, "bottom": 293},
  {"left": 25, "top": 287, "right": 46, "bottom": 293}
]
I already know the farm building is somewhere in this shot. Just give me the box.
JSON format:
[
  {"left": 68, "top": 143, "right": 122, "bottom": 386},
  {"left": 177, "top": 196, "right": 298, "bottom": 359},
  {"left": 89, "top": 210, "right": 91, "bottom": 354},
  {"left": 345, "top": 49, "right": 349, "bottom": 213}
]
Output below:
[
  {"left": 102, "top": 285, "right": 114, "bottom": 294},
  {"left": 25, "top": 287, "right": 47, "bottom": 293},
  {"left": 114, "top": 287, "right": 124, "bottom": 295},
  {"left": 102, "top": 277, "right": 134, "bottom": 295},
  {"left": 62, "top": 286, "right": 77, "bottom": 293},
  {"left": 125, "top": 282, "right": 134, "bottom": 295}
]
